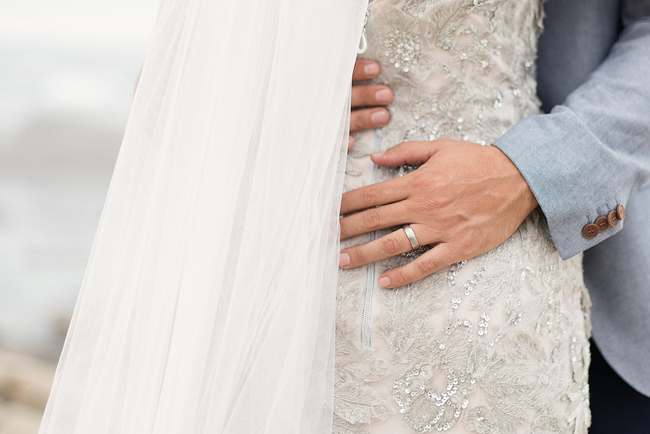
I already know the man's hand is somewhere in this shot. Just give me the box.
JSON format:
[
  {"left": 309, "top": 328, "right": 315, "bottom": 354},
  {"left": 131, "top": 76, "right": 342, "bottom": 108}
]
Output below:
[
  {"left": 338, "top": 139, "right": 538, "bottom": 287},
  {"left": 348, "top": 60, "right": 393, "bottom": 149}
]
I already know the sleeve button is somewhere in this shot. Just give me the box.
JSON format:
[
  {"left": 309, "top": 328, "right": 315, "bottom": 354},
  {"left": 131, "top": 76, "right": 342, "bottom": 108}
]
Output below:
[
  {"left": 616, "top": 204, "right": 625, "bottom": 220},
  {"left": 582, "top": 223, "right": 599, "bottom": 239},
  {"left": 607, "top": 210, "right": 620, "bottom": 228},
  {"left": 595, "top": 216, "right": 609, "bottom": 233}
]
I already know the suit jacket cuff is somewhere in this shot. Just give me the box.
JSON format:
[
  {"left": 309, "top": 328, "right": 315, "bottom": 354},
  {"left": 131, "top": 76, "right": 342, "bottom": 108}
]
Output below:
[{"left": 493, "top": 106, "right": 635, "bottom": 260}]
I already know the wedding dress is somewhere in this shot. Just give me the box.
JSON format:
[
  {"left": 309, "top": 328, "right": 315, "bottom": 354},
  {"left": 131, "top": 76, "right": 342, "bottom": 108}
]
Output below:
[{"left": 334, "top": 1, "right": 591, "bottom": 433}]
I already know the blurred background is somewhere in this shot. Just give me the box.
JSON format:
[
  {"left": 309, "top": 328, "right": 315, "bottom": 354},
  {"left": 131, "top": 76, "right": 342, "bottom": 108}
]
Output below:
[{"left": 0, "top": 0, "right": 157, "bottom": 431}]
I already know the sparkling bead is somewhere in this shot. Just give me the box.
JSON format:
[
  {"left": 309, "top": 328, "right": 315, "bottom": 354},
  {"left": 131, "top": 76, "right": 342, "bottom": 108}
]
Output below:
[{"left": 494, "top": 92, "right": 503, "bottom": 109}]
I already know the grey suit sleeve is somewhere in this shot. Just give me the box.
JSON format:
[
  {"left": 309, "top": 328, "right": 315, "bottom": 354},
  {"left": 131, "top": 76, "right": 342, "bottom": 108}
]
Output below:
[{"left": 494, "top": 10, "right": 650, "bottom": 260}]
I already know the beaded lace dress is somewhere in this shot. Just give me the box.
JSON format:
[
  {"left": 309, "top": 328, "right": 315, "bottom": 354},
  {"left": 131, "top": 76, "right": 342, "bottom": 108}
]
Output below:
[{"left": 335, "top": 1, "right": 592, "bottom": 433}]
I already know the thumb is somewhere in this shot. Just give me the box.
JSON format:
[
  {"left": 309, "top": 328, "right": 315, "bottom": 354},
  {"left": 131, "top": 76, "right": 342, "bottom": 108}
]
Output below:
[{"left": 370, "top": 140, "right": 442, "bottom": 167}]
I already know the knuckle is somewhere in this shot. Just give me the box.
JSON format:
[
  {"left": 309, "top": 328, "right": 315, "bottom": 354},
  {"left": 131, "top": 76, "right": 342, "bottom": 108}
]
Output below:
[
  {"left": 419, "top": 197, "right": 441, "bottom": 211},
  {"left": 456, "top": 236, "right": 475, "bottom": 253},
  {"left": 382, "top": 236, "right": 401, "bottom": 254},
  {"left": 352, "top": 62, "right": 364, "bottom": 78},
  {"left": 415, "top": 194, "right": 452, "bottom": 213},
  {"left": 362, "top": 209, "right": 381, "bottom": 229},
  {"left": 361, "top": 112, "right": 375, "bottom": 130},
  {"left": 436, "top": 217, "right": 455, "bottom": 232},
  {"left": 352, "top": 248, "right": 367, "bottom": 265},
  {"left": 349, "top": 112, "right": 363, "bottom": 132},
  {"left": 417, "top": 257, "right": 437, "bottom": 274},
  {"left": 393, "top": 268, "right": 409, "bottom": 287},
  {"left": 410, "top": 175, "right": 429, "bottom": 190},
  {"left": 351, "top": 111, "right": 374, "bottom": 132},
  {"left": 362, "top": 187, "right": 378, "bottom": 206},
  {"left": 350, "top": 88, "right": 362, "bottom": 105},
  {"left": 353, "top": 86, "right": 373, "bottom": 105},
  {"left": 339, "top": 222, "right": 350, "bottom": 239},
  {"left": 363, "top": 86, "right": 377, "bottom": 103}
]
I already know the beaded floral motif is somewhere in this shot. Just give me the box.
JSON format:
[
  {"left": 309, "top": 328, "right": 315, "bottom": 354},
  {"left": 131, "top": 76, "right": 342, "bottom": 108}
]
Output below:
[
  {"left": 384, "top": 29, "right": 423, "bottom": 73},
  {"left": 335, "top": 0, "right": 591, "bottom": 433}
]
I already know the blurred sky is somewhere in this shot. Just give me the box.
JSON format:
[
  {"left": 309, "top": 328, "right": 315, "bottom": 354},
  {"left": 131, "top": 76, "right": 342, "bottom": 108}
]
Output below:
[
  {"left": 0, "top": 0, "right": 158, "bottom": 358},
  {"left": 0, "top": 0, "right": 158, "bottom": 134}
]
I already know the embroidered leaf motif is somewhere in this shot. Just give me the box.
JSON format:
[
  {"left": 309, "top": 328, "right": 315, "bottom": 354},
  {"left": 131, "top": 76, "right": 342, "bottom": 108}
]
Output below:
[
  {"left": 332, "top": 415, "right": 368, "bottom": 434},
  {"left": 333, "top": 380, "right": 393, "bottom": 425}
]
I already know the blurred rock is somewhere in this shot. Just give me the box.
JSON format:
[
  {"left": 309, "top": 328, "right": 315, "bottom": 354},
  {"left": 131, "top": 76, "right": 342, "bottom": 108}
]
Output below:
[
  {"left": 0, "top": 402, "right": 42, "bottom": 434},
  {"left": 0, "top": 347, "right": 55, "bottom": 434}
]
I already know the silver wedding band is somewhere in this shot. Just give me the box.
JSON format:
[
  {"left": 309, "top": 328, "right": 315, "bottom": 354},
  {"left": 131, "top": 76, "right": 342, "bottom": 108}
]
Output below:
[{"left": 403, "top": 224, "right": 420, "bottom": 250}]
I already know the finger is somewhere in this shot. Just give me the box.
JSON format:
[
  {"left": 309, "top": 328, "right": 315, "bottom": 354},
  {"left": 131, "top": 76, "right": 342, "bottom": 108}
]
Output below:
[
  {"left": 340, "top": 202, "right": 408, "bottom": 241},
  {"left": 378, "top": 243, "right": 461, "bottom": 288},
  {"left": 341, "top": 176, "right": 410, "bottom": 215},
  {"left": 351, "top": 85, "right": 393, "bottom": 108},
  {"left": 348, "top": 136, "right": 355, "bottom": 150},
  {"left": 371, "top": 140, "right": 443, "bottom": 167},
  {"left": 339, "top": 227, "right": 414, "bottom": 269},
  {"left": 352, "top": 60, "right": 380, "bottom": 81},
  {"left": 350, "top": 108, "right": 390, "bottom": 132}
]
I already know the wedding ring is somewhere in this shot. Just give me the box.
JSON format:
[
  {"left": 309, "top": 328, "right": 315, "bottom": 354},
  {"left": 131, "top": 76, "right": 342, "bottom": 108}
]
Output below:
[{"left": 403, "top": 224, "right": 420, "bottom": 250}]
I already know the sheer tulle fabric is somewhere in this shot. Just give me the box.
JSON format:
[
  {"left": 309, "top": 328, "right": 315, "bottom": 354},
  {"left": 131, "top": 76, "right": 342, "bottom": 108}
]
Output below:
[{"left": 38, "top": 1, "right": 366, "bottom": 432}]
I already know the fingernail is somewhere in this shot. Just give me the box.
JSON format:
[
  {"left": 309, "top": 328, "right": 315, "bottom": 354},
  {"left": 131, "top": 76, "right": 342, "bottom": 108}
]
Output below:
[
  {"left": 339, "top": 252, "right": 351, "bottom": 267},
  {"left": 375, "top": 89, "right": 392, "bottom": 103},
  {"left": 379, "top": 276, "right": 391, "bottom": 287},
  {"left": 371, "top": 110, "right": 389, "bottom": 126},
  {"left": 364, "top": 63, "right": 380, "bottom": 76},
  {"left": 371, "top": 151, "right": 385, "bottom": 158}
]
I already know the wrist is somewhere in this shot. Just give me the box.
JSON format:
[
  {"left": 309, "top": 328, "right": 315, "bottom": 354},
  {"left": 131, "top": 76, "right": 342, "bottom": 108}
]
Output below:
[{"left": 488, "top": 144, "right": 538, "bottom": 215}]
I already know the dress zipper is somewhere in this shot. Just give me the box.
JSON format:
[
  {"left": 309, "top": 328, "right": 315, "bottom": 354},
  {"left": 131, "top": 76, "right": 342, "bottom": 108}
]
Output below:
[
  {"left": 361, "top": 128, "right": 378, "bottom": 348},
  {"left": 358, "top": 5, "right": 369, "bottom": 54},
  {"left": 359, "top": 2, "right": 374, "bottom": 348}
]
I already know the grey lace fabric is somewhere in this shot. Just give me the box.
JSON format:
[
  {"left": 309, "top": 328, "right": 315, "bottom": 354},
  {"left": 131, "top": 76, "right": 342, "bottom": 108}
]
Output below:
[{"left": 335, "top": 1, "right": 592, "bottom": 433}]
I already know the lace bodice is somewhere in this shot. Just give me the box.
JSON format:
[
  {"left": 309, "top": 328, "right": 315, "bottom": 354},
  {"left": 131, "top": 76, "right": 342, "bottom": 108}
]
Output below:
[
  {"left": 371, "top": 0, "right": 542, "bottom": 143},
  {"left": 345, "top": 0, "right": 547, "bottom": 188},
  {"left": 335, "top": 1, "right": 591, "bottom": 433}
]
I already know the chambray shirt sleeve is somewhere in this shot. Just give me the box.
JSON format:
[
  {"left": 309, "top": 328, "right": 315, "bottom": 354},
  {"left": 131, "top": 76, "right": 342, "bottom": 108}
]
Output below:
[{"left": 494, "top": 8, "right": 650, "bottom": 260}]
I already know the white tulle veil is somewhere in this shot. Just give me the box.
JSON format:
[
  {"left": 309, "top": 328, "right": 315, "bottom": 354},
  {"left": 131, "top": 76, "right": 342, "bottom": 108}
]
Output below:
[{"left": 38, "top": 0, "right": 367, "bottom": 432}]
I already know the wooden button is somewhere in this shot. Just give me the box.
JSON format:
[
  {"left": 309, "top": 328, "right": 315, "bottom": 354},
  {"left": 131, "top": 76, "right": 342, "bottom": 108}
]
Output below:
[
  {"left": 595, "top": 216, "right": 609, "bottom": 233},
  {"left": 607, "top": 210, "right": 620, "bottom": 228},
  {"left": 582, "top": 223, "right": 599, "bottom": 239},
  {"left": 617, "top": 204, "right": 625, "bottom": 220}
]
